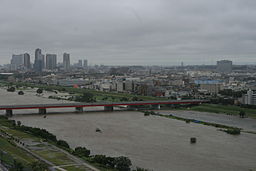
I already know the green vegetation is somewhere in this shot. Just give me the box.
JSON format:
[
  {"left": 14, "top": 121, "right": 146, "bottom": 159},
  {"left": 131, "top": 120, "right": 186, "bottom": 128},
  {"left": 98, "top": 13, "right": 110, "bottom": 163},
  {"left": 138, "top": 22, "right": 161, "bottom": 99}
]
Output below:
[
  {"left": 29, "top": 161, "right": 48, "bottom": 171},
  {"left": 0, "top": 137, "right": 39, "bottom": 170},
  {"left": 36, "top": 88, "right": 43, "bottom": 94},
  {"left": 16, "top": 126, "right": 57, "bottom": 142},
  {"left": 0, "top": 81, "right": 164, "bottom": 102},
  {"left": 73, "top": 147, "right": 91, "bottom": 158},
  {"left": 62, "top": 165, "right": 93, "bottom": 171},
  {"left": 18, "top": 91, "right": 24, "bottom": 95},
  {"left": 34, "top": 150, "right": 74, "bottom": 166},
  {"left": 7, "top": 87, "right": 15, "bottom": 92},
  {"left": 148, "top": 111, "right": 242, "bottom": 131},
  {"left": 90, "top": 155, "right": 132, "bottom": 171},
  {"left": 223, "top": 128, "right": 241, "bottom": 135},
  {"left": 189, "top": 104, "right": 256, "bottom": 119},
  {"left": 75, "top": 92, "right": 96, "bottom": 102},
  {"left": 56, "top": 139, "right": 70, "bottom": 149}
]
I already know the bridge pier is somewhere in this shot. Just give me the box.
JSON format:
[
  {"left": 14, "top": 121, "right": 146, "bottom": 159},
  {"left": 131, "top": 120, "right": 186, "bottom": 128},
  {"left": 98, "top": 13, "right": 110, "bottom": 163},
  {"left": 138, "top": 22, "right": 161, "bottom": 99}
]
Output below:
[
  {"left": 75, "top": 107, "right": 83, "bottom": 112},
  {"left": 39, "top": 108, "right": 46, "bottom": 114},
  {"left": 6, "top": 110, "right": 13, "bottom": 117},
  {"left": 104, "top": 106, "right": 114, "bottom": 111},
  {"left": 151, "top": 104, "right": 161, "bottom": 110}
]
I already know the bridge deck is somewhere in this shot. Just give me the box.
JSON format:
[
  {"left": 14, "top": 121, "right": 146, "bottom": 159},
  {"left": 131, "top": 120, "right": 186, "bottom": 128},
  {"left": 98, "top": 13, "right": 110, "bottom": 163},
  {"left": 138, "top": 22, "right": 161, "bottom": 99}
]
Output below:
[{"left": 0, "top": 100, "right": 207, "bottom": 110}]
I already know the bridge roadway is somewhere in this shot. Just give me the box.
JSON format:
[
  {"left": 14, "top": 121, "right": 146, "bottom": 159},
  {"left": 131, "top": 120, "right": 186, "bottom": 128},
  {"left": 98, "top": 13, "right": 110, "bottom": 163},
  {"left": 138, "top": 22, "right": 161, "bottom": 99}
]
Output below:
[{"left": 0, "top": 99, "right": 207, "bottom": 116}]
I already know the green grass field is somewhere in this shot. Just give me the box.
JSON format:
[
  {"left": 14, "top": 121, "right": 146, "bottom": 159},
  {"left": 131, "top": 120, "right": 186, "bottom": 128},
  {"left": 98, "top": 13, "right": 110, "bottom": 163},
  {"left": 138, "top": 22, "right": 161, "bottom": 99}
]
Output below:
[
  {"left": 34, "top": 149, "right": 75, "bottom": 166},
  {"left": 190, "top": 104, "right": 256, "bottom": 119},
  {"left": 0, "top": 137, "right": 37, "bottom": 165}
]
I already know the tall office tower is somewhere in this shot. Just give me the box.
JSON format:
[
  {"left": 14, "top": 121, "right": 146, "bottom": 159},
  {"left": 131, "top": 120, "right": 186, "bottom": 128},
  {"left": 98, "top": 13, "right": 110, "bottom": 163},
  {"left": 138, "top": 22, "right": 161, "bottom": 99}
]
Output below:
[
  {"left": 78, "top": 60, "right": 83, "bottom": 67},
  {"left": 10, "top": 54, "right": 24, "bottom": 70},
  {"left": 24, "top": 53, "right": 31, "bottom": 69},
  {"left": 216, "top": 60, "right": 232, "bottom": 73},
  {"left": 35, "top": 48, "right": 41, "bottom": 61},
  {"left": 34, "top": 48, "right": 45, "bottom": 72},
  {"left": 63, "top": 53, "right": 70, "bottom": 71},
  {"left": 46, "top": 54, "right": 57, "bottom": 70},
  {"left": 83, "top": 59, "right": 88, "bottom": 68},
  {"left": 37, "top": 54, "right": 45, "bottom": 72}
]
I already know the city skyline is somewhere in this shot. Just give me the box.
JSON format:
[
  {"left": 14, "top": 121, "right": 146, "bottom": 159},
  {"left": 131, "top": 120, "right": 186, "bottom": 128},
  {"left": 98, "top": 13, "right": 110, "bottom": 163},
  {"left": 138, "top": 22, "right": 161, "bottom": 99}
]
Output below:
[{"left": 1, "top": 0, "right": 256, "bottom": 65}]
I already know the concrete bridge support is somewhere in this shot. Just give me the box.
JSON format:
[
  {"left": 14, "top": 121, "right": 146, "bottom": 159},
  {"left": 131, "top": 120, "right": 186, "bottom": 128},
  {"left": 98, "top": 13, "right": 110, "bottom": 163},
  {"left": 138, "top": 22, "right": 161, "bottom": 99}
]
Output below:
[
  {"left": 104, "top": 106, "right": 114, "bottom": 111},
  {"left": 39, "top": 109, "right": 47, "bottom": 114},
  {"left": 75, "top": 107, "right": 83, "bottom": 112},
  {"left": 6, "top": 110, "right": 13, "bottom": 117},
  {"left": 151, "top": 104, "right": 161, "bottom": 110}
]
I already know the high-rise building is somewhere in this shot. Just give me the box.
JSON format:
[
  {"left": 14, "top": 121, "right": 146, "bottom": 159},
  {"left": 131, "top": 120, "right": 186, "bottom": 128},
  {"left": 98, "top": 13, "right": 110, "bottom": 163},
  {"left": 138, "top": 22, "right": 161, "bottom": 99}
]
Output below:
[
  {"left": 83, "top": 59, "right": 88, "bottom": 68},
  {"left": 10, "top": 54, "right": 24, "bottom": 70},
  {"left": 63, "top": 53, "right": 70, "bottom": 71},
  {"left": 46, "top": 54, "right": 57, "bottom": 70},
  {"left": 35, "top": 48, "right": 41, "bottom": 61},
  {"left": 78, "top": 60, "right": 83, "bottom": 67},
  {"left": 34, "top": 48, "right": 45, "bottom": 72},
  {"left": 24, "top": 53, "right": 31, "bottom": 69},
  {"left": 217, "top": 60, "right": 232, "bottom": 73}
]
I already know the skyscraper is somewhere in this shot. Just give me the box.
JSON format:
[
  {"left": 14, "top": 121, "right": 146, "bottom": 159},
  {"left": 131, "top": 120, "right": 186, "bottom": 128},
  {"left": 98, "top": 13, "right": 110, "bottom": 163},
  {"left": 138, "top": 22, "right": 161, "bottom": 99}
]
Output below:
[
  {"left": 24, "top": 53, "right": 31, "bottom": 69},
  {"left": 46, "top": 54, "right": 57, "bottom": 70},
  {"left": 34, "top": 48, "right": 45, "bottom": 72},
  {"left": 83, "top": 59, "right": 88, "bottom": 68},
  {"left": 63, "top": 53, "right": 70, "bottom": 71},
  {"left": 78, "top": 60, "right": 83, "bottom": 67},
  {"left": 35, "top": 48, "right": 41, "bottom": 61}
]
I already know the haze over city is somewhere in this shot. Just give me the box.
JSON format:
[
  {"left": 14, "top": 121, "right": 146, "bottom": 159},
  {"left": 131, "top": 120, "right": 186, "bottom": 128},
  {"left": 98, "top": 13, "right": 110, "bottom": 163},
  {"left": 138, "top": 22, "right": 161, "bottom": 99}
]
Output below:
[{"left": 1, "top": 0, "right": 256, "bottom": 65}]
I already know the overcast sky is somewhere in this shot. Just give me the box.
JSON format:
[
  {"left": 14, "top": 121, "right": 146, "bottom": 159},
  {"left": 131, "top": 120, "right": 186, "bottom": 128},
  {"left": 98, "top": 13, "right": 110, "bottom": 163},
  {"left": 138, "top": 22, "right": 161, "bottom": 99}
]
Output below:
[{"left": 1, "top": 0, "right": 256, "bottom": 65}]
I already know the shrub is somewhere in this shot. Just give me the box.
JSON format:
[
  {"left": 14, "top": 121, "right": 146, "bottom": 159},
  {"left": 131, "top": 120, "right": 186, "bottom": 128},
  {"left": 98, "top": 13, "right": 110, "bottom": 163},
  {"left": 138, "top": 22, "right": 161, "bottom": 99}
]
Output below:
[
  {"left": 18, "top": 91, "right": 24, "bottom": 95},
  {"left": 144, "top": 111, "right": 150, "bottom": 116},
  {"left": 57, "top": 140, "right": 70, "bottom": 149},
  {"left": 30, "top": 161, "right": 49, "bottom": 171},
  {"left": 7, "top": 87, "right": 15, "bottom": 92},
  {"left": 73, "top": 147, "right": 90, "bottom": 157},
  {"left": 37, "top": 88, "right": 43, "bottom": 94},
  {"left": 224, "top": 128, "right": 241, "bottom": 135},
  {"left": 115, "top": 156, "right": 132, "bottom": 171}
]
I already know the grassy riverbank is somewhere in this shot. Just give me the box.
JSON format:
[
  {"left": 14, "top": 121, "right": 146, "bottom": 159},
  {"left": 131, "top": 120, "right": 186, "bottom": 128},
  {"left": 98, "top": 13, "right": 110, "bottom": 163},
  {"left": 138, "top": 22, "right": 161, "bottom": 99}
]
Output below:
[
  {"left": 189, "top": 104, "right": 256, "bottom": 119},
  {"left": 0, "top": 81, "right": 165, "bottom": 102}
]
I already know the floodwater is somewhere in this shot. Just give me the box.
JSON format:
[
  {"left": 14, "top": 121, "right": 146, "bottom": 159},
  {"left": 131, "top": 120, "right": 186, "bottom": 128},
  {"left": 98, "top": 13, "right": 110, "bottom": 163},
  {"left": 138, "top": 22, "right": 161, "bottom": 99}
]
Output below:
[{"left": 1, "top": 88, "right": 256, "bottom": 171}]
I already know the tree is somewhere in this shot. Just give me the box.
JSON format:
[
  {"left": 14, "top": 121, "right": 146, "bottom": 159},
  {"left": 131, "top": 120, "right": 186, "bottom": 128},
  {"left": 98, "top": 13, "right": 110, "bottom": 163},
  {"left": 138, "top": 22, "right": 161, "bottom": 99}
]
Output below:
[
  {"left": 37, "top": 88, "right": 43, "bottom": 94},
  {"left": 57, "top": 140, "right": 70, "bottom": 149},
  {"left": 75, "top": 92, "right": 95, "bottom": 102},
  {"left": 120, "top": 97, "right": 129, "bottom": 101},
  {"left": 7, "top": 87, "right": 15, "bottom": 92},
  {"left": 17, "top": 121, "right": 21, "bottom": 127},
  {"left": 30, "top": 161, "right": 48, "bottom": 171},
  {"left": 18, "top": 91, "right": 24, "bottom": 95},
  {"left": 131, "top": 96, "right": 139, "bottom": 101},
  {"left": 115, "top": 156, "right": 132, "bottom": 171},
  {"left": 73, "top": 147, "right": 90, "bottom": 157},
  {"left": 10, "top": 160, "right": 24, "bottom": 171},
  {"left": 239, "top": 111, "right": 245, "bottom": 118}
]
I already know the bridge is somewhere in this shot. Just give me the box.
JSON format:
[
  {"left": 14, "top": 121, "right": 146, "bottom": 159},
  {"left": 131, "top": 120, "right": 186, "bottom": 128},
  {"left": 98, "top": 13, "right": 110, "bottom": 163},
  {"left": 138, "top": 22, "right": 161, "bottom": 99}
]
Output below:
[{"left": 0, "top": 100, "right": 208, "bottom": 117}]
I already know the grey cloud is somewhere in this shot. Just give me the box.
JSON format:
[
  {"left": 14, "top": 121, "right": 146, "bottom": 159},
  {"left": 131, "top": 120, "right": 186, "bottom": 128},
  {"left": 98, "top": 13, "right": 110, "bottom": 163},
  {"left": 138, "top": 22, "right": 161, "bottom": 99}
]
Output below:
[{"left": 0, "top": 0, "right": 256, "bottom": 65}]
